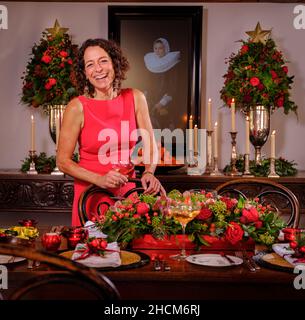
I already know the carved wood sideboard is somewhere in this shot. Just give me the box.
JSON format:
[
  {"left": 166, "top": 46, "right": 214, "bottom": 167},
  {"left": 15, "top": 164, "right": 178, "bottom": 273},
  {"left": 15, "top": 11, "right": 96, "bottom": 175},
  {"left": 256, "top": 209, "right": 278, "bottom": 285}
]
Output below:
[{"left": 0, "top": 170, "right": 304, "bottom": 225}]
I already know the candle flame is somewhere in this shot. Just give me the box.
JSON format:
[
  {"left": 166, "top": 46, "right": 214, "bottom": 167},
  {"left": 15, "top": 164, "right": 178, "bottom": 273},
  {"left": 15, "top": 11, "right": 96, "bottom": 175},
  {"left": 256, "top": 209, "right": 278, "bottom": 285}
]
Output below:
[
  {"left": 215, "top": 122, "right": 218, "bottom": 126},
  {"left": 190, "top": 115, "right": 193, "bottom": 120},
  {"left": 246, "top": 116, "right": 249, "bottom": 121},
  {"left": 208, "top": 98, "right": 211, "bottom": 102},
  {"left": 194, "top": 124, "right": 197, "bottom": 128},
  {"left": 232, "top": 98, "right": 235, "bottom": 103},
  {"left": 31, "top": 115, "right": 34, "bottom": 120},
  {"left": 272, "top": 130, "right": 276, "bottom": 135}
]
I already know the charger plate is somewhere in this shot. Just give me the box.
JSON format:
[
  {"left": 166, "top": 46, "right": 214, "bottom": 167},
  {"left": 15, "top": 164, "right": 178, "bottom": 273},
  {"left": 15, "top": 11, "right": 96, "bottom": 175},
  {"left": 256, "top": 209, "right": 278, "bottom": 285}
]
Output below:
[
  {"left": 255, "top": 251, "right": 294, "bottom": 273},
  {"left": 60, "top": 250, "right": 150, "bottom": 271}
]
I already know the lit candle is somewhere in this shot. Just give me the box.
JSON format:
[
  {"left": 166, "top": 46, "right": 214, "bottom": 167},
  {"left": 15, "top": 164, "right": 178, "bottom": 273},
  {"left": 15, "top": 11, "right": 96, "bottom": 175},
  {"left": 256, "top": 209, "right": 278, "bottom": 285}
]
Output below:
[
  {"left": 231, "top": 98, "right": 236, "bottom": 132},
  {"left": 207, "top": 98, "right": 212, "bottom": 131},
  {"left": 55, "top": 113, "right": 60, "bottom": 150},
  {"left": 214, "top": 122, "right": 218, "bottom": 158},
  {"left": 194, "top": 125, "right": 198, "bottom": 154},
  {"left": 245, "top": 116, "right": 250, "bottom": 154},
  {"left": 31, "top": 115, "right": 35, "bottom": 151},
  {"left": 271, "top": 130, "right": 276, "bottom": 158},
  {"left": 189, "top": 115, "right": 193, "bottom": 151}
]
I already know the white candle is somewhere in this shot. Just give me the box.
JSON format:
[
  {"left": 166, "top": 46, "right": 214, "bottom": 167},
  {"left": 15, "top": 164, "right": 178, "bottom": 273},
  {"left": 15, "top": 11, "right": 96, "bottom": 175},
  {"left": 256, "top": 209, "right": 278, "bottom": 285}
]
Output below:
[
  {"left": 214, "top": 122, "right": 218, "bottom": 158},
  {"left": 271, "top": 130, "right": 276, "bottom": 158},
  {"left": 207, "top": 98, "right": 212, "bottom": 131},
  {"left": 31, "top": 115, "right": 35, "bottom": 151},
  {"left": 189, "top": 115, "right": 193, "bottom": 151},
  {"left": 55, "top": 113, "right": 60, "bottom": 150},
  {"left": 231, "top": 98, "right": 236, "bottom": 132},
  {"left": 194, "top": 125, "right": 198, "bottom": 154},
  {"left": 245, "top": 116, "right": 250, "bottom": 154}
]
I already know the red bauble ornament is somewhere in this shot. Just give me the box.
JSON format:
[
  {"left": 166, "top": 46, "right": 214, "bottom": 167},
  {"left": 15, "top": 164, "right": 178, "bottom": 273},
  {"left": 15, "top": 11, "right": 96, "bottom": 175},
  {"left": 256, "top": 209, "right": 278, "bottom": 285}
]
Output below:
[{"left": 41, "top": 233, "right": 61, "bottom": 252}]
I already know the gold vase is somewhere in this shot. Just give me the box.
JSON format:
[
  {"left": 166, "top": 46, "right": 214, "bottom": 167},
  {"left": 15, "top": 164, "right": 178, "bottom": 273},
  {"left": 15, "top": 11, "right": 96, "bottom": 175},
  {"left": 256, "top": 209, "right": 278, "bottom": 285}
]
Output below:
[
  {"left": 249, "top": 105, "right": 270, "bottom": 164},
  {"left": 48, "top": 105, "right": 66, "bottom": 144}
]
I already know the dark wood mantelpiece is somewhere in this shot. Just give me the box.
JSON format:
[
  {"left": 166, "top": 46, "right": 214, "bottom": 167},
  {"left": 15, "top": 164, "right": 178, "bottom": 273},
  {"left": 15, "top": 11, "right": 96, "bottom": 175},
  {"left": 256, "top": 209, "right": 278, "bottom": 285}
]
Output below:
[{"left": 0, "top": 169, "right": 305, "bottom": 224}]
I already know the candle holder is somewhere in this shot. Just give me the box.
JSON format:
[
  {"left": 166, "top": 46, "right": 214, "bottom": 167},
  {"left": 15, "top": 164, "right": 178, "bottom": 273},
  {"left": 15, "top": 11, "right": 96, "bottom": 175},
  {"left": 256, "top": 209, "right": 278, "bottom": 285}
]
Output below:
[
  {"left": 210, "top": 156, "right": 223, "bottom": 176},
  {"left": 26, "top": 150, "right": 38, "bottom": 175},
  {"left": 243, "top": 154, "right": 254, "bottom": 177},
  {"left": 187, "top": 151, "right": 203, "bottom": 175},
  {"left": 225, "top": 131, "right": 242, "bottom": 176},
  {"left": 204, "top": 130, "right": 213, "bottom": 175},
  {"left": 268, "top": 157, "right": 280, "bottom": 178},
  {"left": 51, "top": 149, "right": 64, "bottom": 175}
]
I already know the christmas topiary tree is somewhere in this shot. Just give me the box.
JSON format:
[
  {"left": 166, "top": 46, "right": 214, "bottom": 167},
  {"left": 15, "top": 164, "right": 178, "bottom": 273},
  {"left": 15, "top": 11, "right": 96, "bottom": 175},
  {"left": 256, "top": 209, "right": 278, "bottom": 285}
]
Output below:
[
  {"left": 21, "top": 20, "right": 78, "bottom": 110},
  {"left": 220, "top": 22, "right": 297, "bottom": 115}
]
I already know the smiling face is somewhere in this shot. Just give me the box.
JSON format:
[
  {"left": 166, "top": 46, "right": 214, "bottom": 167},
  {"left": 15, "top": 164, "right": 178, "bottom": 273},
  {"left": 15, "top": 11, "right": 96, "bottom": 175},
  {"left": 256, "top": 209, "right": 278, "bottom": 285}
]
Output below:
[
  {"left": 84, "top": 46, "right": 115, "bottom": 94},
  {"left": 153, "top": 41, "right": 166, "bottom": 58}
]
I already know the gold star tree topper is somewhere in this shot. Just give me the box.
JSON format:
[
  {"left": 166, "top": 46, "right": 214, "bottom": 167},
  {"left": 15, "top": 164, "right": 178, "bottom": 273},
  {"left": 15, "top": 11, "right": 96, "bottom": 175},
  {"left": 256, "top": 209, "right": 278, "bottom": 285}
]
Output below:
[
  {"left": 246, "top": 22, "right": 271, "bottom": 45},
  {"left": 46, "top": 19, "right": 69, "bottom": 37}
]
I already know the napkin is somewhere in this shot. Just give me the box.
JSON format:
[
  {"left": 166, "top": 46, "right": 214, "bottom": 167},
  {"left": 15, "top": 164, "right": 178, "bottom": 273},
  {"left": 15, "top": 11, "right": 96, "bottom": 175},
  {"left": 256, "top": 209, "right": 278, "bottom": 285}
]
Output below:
[
  {"left": 272, "top": 243, "right": 305, "bottom": 266},
  {"left": 84, "top": 221, "right": 107, "bottom": 238},
  {"left": 72, "top": 242, "right": 121, "bottom": 268}
]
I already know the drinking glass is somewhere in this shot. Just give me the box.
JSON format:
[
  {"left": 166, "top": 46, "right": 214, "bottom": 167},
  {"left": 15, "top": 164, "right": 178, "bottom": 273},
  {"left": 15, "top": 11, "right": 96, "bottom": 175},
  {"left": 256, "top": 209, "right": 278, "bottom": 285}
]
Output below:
[
  {"left": 112, "top": 161, "right": 135, "bottom": 197},
  {"left": 169, "top": 202, "right": 201, "bottom": 260}
]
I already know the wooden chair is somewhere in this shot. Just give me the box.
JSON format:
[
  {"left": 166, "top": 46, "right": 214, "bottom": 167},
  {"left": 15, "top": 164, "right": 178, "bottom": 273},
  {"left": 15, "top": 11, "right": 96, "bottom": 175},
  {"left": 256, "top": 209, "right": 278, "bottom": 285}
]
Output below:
[
  {"left": 0, "top": 243, "right": 120, "bottom": 300},
  {"left": 78, "top": 178, "right": 144, "bottom": 226},
  {"left": 215, "top": 178, "right": 300, "bottom": 228}
]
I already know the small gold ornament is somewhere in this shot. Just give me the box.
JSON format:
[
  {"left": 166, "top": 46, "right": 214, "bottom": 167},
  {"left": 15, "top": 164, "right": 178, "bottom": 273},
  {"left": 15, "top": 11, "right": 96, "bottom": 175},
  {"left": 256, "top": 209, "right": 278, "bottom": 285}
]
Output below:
[
  {"left": 46, "top": 19, "right": 69, "bottom": 37},
  {"left": 246, "top": 22, "right": 271, "bottom": 45}
]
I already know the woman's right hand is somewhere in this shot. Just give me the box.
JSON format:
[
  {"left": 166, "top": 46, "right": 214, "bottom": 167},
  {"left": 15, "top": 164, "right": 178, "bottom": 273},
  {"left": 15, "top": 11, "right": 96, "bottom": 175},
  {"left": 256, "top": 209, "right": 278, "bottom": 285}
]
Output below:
[{"left": 95, "top": 170, "right": 128, "bottom": 189}]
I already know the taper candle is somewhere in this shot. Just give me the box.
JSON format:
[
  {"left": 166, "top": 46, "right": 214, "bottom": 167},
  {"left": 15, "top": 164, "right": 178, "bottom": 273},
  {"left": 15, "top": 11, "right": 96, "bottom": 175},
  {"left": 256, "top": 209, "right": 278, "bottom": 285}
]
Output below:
[
  {"left": 207, "top": 98, "right": 212, "bottom": 131},
  {"left": 214, "top": 122, "right": 218, "bottom": 158},
  {"left": 189, "top": 115, "right": 193, "bottom": 151},
  {"left": 245, "top": 116, "right": 250, "bottom": 154},
  {"left": 31, "top": 115, "right": 35, "bottom": 151},
  {"left": 231, "top": 98, "right": 236, "bottom": 132},
  {"left": 271, "top": 130, "right": 276, "bottom": 158},
  {"left": 194, "top": 124, "right": 198, "bottom": 154}
]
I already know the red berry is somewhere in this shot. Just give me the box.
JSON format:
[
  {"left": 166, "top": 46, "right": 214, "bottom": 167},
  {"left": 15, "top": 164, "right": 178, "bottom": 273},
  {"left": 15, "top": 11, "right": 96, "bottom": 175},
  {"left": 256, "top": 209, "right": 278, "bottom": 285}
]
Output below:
[
  {"left": 289, "top": 241, "right": 298, "bottom": 249},
  {"left": 299, "top": 246, "right": 305, "bottom": 253}
]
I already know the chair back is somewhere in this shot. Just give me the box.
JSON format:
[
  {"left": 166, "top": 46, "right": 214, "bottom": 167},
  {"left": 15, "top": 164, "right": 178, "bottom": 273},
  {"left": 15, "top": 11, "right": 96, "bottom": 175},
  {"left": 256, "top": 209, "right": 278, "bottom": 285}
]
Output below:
[
  {"left": 215, "top": 178, "right": 300, "bottom": 228},
  {"left": 0, "top": 243, "right": 120, "bottom": 300},
  {"left": 78, "top": 179, "right": 144, "bottom": 225}
]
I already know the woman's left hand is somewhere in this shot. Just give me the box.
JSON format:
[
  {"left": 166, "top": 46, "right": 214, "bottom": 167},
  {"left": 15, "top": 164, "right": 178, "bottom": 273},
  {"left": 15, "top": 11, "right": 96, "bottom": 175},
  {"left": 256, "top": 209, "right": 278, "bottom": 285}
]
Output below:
[{"left": 141, "top": 173, "right": 166, "bottom": 196}]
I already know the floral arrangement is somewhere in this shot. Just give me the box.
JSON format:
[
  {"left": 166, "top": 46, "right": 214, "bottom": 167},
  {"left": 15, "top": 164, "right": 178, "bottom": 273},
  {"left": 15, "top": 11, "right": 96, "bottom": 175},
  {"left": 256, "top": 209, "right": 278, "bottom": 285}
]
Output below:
[
  {"left": 0, "top": 226, "right": 39, "bottom": 240},
  {"left": 21, "top": 21, "right": 78, "bottom": 110},
  {"left": 93, "top": 189, "right": 286, "bottom": 249},
  {"left": 220, "top": 36, "right": 297, "bottom": 115}
]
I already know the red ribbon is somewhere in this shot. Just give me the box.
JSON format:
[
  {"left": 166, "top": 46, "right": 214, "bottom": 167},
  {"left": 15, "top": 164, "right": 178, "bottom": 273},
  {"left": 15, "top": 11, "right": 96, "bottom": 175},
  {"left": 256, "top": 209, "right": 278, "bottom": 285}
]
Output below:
[{"left": 73, "top": 244, "right": 118, "bottom": 261}]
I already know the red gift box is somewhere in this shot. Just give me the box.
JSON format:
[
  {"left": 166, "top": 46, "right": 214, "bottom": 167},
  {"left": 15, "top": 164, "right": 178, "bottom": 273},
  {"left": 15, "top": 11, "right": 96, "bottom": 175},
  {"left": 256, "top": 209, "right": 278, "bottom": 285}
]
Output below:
[{"left": 131, "top": 234, "right": 255, "bottom": 251}]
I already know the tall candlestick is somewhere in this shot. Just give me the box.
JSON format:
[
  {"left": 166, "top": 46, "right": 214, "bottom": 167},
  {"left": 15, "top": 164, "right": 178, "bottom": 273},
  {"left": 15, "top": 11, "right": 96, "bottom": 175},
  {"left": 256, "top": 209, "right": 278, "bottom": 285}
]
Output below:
[
  {"left": 188, "top": 115, "right": 193, "bottom": 151},
  {"left": 55, "top": 113, "right": 60, "bottom": 150},
  {"left": 245, "top": 116, "right": 250, "bottom": 154},
  {"left": 271, "top": 130, "right": 276, "bottom": 158},
  {"left": 231, "top": 98, "right": 236, "bottom": 132},
  {"left": 214, "top": 122, "right": 218, "bottom": 158},
  {"left": 207, "top": 98, "right": 212, "bottom": 131},
  {"left": 194, "top": 125, "right": 198, "bottom": 154},
  {"left": 31, "top": 115, "right": 35, "bottom": 151}
]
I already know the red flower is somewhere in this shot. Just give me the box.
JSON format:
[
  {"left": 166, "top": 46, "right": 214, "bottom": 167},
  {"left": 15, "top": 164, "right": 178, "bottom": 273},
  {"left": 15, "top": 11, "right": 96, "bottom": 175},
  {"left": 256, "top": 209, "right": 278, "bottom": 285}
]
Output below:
[
  {"left": 241, "top": 45, "right": 249, "bottom": 54},
  {"left": 67, "top": 58, "right": 73, "bottom": 65},
  {"left": 270, "top": 70, "right": 278, "bottom": 79},
  {"left": 220, "top": 196, "right": 237, "bottom": 210},
  {"left": 282, "top": 66, "right": 288, "bottom": 74},
  {"left": 197, "top": 207, "right": 213, "bottom": 220},
  {"left": 136, "top": 202, "right": 150, "bottom": 216},
  {"left": 254, "top": 221, "right": 263, "bottom": 229},
  {"left": 44, "top": 82, "right": 52, "bottom": 90},
  {"left": 257, "top": 83, "right": 264, "bottom": 91},
  {"left": 60, "top": 62, "right": 65, "bottom": 68},
  {"left": 59, "top": 51, "right": 68, "bottom": 58},
  {"left": 41, "top": 55, "right": 52, "bottom": 64},
  {"left": 240, "top": 207, "right": 259, "bottom": 224},
  {"left": 277, "top": 97, "right": 284, "bottom": 107},
  {"left": 225, "top": 222, "right": 244, "bottom": 245},
  {"left": 250, "top": 77, "right": 260, "bottom": 86},
  {"left": 48, "top": 78, "right": 56, "bottom": 86}
]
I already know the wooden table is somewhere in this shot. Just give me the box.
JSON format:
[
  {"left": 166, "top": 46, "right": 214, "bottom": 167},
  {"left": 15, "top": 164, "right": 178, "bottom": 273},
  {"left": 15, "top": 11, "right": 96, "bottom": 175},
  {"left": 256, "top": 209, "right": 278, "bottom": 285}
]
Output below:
[{"left": 2, "top": 228, "right": 305, "bottom": 301}]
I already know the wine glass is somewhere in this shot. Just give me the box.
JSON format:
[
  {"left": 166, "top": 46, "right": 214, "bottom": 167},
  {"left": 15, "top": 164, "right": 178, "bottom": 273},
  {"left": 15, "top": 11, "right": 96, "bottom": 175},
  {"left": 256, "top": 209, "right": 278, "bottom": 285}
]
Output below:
[
  {"left": 112, "top": 160, "right": 135, "bottom": 197},
  {"left": 169, "top": 202, "right": 201, "bottom": 260}
]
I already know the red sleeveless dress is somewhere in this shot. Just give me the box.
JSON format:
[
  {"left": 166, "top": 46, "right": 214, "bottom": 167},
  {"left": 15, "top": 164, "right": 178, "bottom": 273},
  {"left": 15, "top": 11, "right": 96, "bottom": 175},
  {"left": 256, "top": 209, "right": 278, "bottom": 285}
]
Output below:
[{"left": 72, "top": 88, "right": 137, "bottom": 226}]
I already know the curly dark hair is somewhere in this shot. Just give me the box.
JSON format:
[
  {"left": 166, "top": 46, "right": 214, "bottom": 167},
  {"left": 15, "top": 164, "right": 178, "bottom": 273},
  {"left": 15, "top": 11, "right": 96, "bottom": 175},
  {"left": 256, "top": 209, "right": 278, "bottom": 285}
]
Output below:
[{"left": 76, "top": 38, "right": 129, "bottom": 97}]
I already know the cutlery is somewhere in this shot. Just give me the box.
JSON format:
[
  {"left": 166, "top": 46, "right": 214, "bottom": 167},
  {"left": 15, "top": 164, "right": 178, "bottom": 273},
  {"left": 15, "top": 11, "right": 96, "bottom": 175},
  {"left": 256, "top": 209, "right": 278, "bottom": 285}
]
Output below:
[
  {"left": 243, "top": 250, "right": 260, "bottom": 270},
  {"left": 235, "top": 251, "right": 256, "bottom": 272},
  {"left": 220, "top": 252, "right": 237, "bottom": 265},
  {"left": 153, "top": 258, "right": 161, "bottom": 271},
  {"left": 162, "top": 260, "right": 171, "bottom": 271}
]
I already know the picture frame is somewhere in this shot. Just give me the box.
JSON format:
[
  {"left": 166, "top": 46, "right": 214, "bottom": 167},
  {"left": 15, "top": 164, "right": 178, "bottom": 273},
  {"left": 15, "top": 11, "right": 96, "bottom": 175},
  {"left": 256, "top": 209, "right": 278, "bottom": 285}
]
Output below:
[{"left": 108, "top": 6, "right": 202, "bottom": 156}]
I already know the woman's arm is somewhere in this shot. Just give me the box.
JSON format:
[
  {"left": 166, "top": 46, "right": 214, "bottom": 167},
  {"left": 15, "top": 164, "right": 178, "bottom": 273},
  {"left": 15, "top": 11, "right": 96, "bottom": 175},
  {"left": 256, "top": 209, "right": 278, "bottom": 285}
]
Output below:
[
  {"left": 56, "top": 98, "right": 127, "bottom": 189},
  {"left": 133, "top": 89, "right": 165, "bottom": 195}
]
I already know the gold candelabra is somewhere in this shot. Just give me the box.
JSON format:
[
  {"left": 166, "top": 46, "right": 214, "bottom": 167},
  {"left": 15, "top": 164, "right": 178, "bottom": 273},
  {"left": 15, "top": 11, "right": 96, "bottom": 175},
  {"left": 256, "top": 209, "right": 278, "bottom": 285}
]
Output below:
[
  {"left": 242, "top": 154, "right": 254, "bottom": 177},
  {"left": 225, "top": 131, "right": 242, "bottom": 176},
  {"left": 268, "top": 157, "right": 280, "bottom": 178},
  {"left": 26, "top": 150, "right": 38, "bottom": 175}
]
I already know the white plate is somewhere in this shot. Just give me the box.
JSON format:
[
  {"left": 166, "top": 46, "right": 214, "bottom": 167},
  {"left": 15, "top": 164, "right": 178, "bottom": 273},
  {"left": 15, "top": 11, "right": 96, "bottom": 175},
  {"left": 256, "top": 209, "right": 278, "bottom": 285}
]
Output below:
[
  {"left": 186, "top": 253, "right": 243, "bottom": 267},
  {"left": 0, "top": 254, "right": 26, "bottom": 264}
]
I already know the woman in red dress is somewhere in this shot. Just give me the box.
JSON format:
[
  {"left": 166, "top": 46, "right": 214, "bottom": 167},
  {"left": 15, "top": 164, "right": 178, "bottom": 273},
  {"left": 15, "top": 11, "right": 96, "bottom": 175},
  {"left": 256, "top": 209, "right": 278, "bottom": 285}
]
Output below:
[{"left": 57, "top": 39, "right": 165, "bottom": 226}]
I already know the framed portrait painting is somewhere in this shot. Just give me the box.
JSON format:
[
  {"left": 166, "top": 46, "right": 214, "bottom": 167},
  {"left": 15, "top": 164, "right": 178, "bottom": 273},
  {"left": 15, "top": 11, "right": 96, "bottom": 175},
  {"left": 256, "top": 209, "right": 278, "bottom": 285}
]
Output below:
[{"left": 108, "top": 6, "right": 202, "bottom": 158}]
